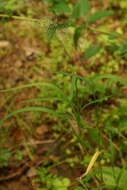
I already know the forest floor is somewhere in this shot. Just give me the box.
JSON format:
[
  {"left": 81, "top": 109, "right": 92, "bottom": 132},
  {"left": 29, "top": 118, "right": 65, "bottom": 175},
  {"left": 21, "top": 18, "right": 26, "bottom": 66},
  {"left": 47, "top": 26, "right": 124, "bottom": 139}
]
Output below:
[
  {"left": 1, "top": 1, "right": 127, "bottom": 190},
  {"left": 0, "top": 7, "right": 83, "bottom": 189}
]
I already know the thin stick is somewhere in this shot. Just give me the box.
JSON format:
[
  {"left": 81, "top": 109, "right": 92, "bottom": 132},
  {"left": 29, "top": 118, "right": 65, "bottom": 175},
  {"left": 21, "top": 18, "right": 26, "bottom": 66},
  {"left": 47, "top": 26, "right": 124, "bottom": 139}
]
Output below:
[{"left": 80, "top": 150, "right": 101, "bottom": 179}]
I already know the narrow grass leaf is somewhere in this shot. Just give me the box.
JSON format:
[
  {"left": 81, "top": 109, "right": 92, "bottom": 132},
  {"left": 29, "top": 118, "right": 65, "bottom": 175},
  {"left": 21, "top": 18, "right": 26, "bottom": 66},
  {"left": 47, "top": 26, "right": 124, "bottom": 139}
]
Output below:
[
  {"left": 72, "top": 0, "right": 91, "bottom": 19},
  {"left": 0, "top": 82, "right": 62, "bottom": 94},
  {"left": 74, "top": 25, "right": 84, "bottom": 48},
  {"left": 89, "top": 74, "right": 127, "bottom": 85},
  {"left": 71, "top": 74, "right": 78, "bottom": 95},
  {"left": 87, "top": 10, "right": 113, "bottom": 23},
  {"left": 23, "top": 97, "right": 69, "bottom": 103},
  {"left": 0, "top": 107, "right": 71, "bottom": 125},
  {"left": 47, "top": 23, "right": 56, "bottom": 41},
  {"left": 83, "top": 45, "right": 101, "bottom": 59}
]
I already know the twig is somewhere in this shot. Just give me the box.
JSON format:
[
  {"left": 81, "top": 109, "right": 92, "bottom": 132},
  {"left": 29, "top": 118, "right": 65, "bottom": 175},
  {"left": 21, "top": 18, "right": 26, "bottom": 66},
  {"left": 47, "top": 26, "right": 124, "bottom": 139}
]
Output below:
[
  {"left": 24, "top": 139, "right": 55, "bottom": 145},
  {"left": 0, "top": 162, "right": 29, "bottom": 182},
  {"left": 80, "top": 150, "right": 101, "bottom": 179}
]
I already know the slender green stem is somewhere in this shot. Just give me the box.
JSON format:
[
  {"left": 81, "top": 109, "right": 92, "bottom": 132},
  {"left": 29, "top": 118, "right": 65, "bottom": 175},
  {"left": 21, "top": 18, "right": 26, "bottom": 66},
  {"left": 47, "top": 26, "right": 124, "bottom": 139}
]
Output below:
[
  {"left": 0, "top": 14, "right": 38, "bottom": 22},
  {"left": 56, "top": 35, "right": 72, "bottom": 59},
  {"left": 77, "top": 178, "right": 89, "bottom": 190}
]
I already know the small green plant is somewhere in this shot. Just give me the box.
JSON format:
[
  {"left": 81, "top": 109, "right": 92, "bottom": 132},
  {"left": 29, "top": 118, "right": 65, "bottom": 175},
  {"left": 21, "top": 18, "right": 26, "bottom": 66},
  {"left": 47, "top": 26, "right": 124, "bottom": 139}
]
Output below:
[
  {"left": 36, "top": 167, "right": 70, "bottom": 190},
  {"left": 0, "top": 0, "right": 27, "bottom": 15},
  {"left": 0, "top": 0, "right": 118, "bottom": 60},
  {"left": 0, "top": 73, "right": 125, "bottom": 137},
  {"left": 98, "top": 167, "right": 127, "bottom": 190},
  {"left": 45, "top": 0, "right": 115, "bottom": 55},
  {"left": 0, "top": 0, "right": 127, "bottom": 189},
  {"left": 15, "top": 150, "right": 24, "bottom": 161},
  {"left": 1, "top": 72, "right": 127, "bottom": 189},
  {"left": 0, "top": 148, "right": 11, "bottom": 167}
]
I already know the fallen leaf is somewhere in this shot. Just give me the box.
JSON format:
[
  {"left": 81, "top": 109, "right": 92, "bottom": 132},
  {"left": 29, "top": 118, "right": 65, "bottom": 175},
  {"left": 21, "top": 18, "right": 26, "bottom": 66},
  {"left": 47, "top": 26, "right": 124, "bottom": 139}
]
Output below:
[{"left": 36, "top": 125, "right": 48, "bottom": 136}]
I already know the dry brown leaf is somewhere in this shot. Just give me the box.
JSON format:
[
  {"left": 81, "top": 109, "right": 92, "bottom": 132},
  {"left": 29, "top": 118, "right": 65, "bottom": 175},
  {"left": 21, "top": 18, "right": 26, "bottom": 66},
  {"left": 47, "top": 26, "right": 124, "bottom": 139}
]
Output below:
[
  {"left": 36, "top": 125, "right": 49, "bottom": 136},
  {"left": 0, "top": 41, "right": 11, "bottom": 48},
  {"left": 26, "top": 167, "right": 37, "bottom": 178}
]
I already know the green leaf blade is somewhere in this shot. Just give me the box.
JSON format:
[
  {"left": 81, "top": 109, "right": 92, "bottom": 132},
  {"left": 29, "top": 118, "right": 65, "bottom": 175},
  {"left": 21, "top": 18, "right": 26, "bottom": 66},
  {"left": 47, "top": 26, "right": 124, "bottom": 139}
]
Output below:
[
  {"left": 73, "top": 25, "right": 84, "bottom": 48},
  {"left": 52, "top": 1, "right": 71, "bottom": 15},
  {"left": 47, "top": 23, "right": 57, "bottom": 41},
  {"left": 0, "top": 82, "right": 61, "bottom": 93},
  {"left": 83, "top": 45, "right": 101, "bottom": 59},
  {"left": 87, "top": 10, "right": 113, "bottom": 23},
  {"left": 72, "top": 0, "right": 91, "bottom": 19},
  {"left": 0, "top": 107, "right": 71, "bottom": 125}
]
